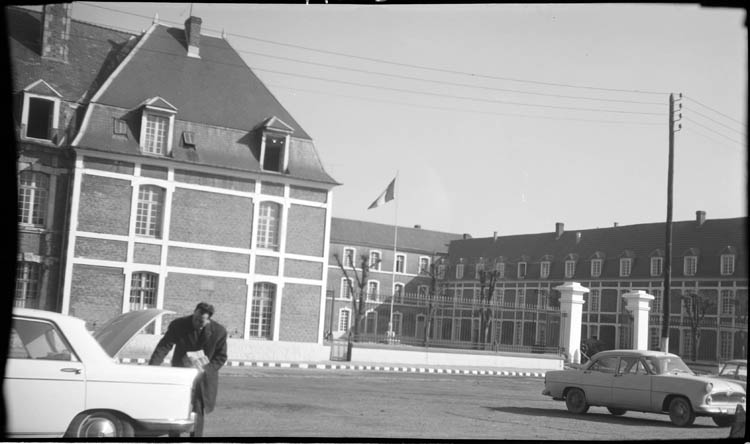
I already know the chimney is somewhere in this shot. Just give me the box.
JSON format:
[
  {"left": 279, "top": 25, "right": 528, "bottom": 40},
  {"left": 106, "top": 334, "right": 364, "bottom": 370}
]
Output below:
[
  {"left": 614, "top": 222, "right": 618, "bottom": 227},
  {"left": 493, "top": 231, "right": 498, "bottom": 241},
  {"left": 462, "top": 233, "right": 472, "bottom": 240},
  {"left": 576, "top": 232, "right": 581, "bottom": 244},
  {"left": 555, "top": 222, "right": 564, "bottom": 239},
  {"left": 185, "top": 16, "right": 202, "bottom": 58},
  {"left": 41, "top": 4, "right": 71, "bottom": 62},
  {"left": 413, "top": 224, "right": 421, "bottom": 229},
  {"left": 696, "top": 210, "right": 706, "bottom": 227}
]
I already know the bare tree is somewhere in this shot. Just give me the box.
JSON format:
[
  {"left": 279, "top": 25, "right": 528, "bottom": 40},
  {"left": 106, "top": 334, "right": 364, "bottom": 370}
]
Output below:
[
  {"left": 476, "top": 264, "right": 499, "bottom": 348},
  {"left": 420, "top": 254, "right": 443, "bottom": 347},
  {"left": 333, "top": 253, "right": 380, "bottom": 338},
  {"left": 680, "top": 291, "right": 716, "bottom": 362}
]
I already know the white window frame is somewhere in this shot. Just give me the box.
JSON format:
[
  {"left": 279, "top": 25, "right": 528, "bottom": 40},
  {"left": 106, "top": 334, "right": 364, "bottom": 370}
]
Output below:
[
  {"left": 369, "top": 250, "right": 381, "bottom": 271},
  {"left": 540, "top": 261, "right": 550, "bottom": 279},
  {"left": 337, "top": 308, "right": 351, "bottom": 332},
  {"left": 256, "top": 201, "right": 281, "bottom": 251},
  {"left": 619, "top": 258, "right": 632, "bottom": 277},
  {"left": 456, "top": 263, "right": 464, "bottom": 279},
  {"left": 495, "top": 262, "right": 505, "bottom": 278},
  {"left": 395, "top": 254, "right": 406, "bottom": 274},
  {"left": 419, "top": 256, "right": 430, "bottom": 274},
  {"left": 591, "top": 259, "right": 602, "bottom": 278},
  {"left": 250, "top": 282, "right": 275, "bottom": 339},
  {"left": 720, "top": 289, "right": 734, "bottom": 315},
  {"left": 589, "top": 289, "right": 600, "bottom": 312},
  {"left": 564, "top": 260, "right": 576, "bottom": 278},
  {"left": 650, "top": 257, "right": 663, "bottom": 277},
  {"left": 343, "top": 247, "right": 356, "bottom": 268},
  {"left": 393, "top": 283, "right": 404, "bottom": 303},
  {"left": 517, "top": 262, "right": 527, "bottom": 279},
  {"left": 260, "top": 131, "right": 289, "bottom": 173},
  {"left": 340, "top": 278, "right": 353, "bottom": 299},
  {"left": 129, "top": 271, "right": 158, "bottom": 311},
  {"left": 720, "top": 254, "right": 735, "bottom": 276},
  {"left": 18, "top": 170, "right": 50, "bottom": 227},
  {"left": 517, "top": 289, "right": 525, "bottom": 307},
  {"left": 365, "top": 310, "right": 377, "bottom": 334},
  {"left": 366, "top": 280, "right": 379, "bottom": 301},
  {"left": 392, "top": 312, "right": 403, "bottom": 335},
  {"left": 475, "top": 262, "right": 485, "bottom": 279},
  {"left": 15, "top": 261, "right": 41, "bottom": 309},
  {"left": 140, "top": 111, "right": 174, "bottom": 156},
  {"left": 683, "top": 255, "right": 698, "bottom": 276},
  {"left": 135, "top": 185, "right": 165, "bottom": 238},
  {"left": 437, "top": 264, "right": 446, "bottom": 279},
  {"left": 651, "top": 289, "right": 662, "bottom": 314},
  {"left": 22, "top": 90, "right": 61, "bottom": 142}
]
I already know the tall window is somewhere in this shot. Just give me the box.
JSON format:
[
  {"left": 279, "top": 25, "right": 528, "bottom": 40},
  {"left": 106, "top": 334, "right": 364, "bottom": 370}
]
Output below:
[
  {"left": 591, "top": 259, "right": 602, "bottom": 278},
  {"left": 135, "top": 185, "right": 164, "bottom": 237},
  {"left": 475, "top": 262, "right": 485, "bottom": 279},
  {"left": 26, "top": 96, "right": 56, "bottom": 140},
  {"left": 565, "top": 260, "right": 576, "bottom": 278},
  {"left": 367, "top": 281, "right": 379, "bottom": 301},
  {"left": 250, "top": 282, "right": 275, "bottom": 339},
  {"left": 683, "top": 256, "right": 698, "bottom": 276},
  {"left": 539, "top": 289, "right": 548, "bottom": 308},
  {"left": 392, "top": 312, "right": 403, "bottom": 335},
  {"left": 18, "top": 171, "right": 50, "bottom": 226},
  {"left": 517, "top": 289, "right": 525, "bottom": 307},
  {"left": 143, "top": 114, "right": 169, "bottom": 155},
  {"left": 365, "top": 311, "right": 377, "bottom": 334},
  {"left": 15, "top": 262, "right": 41, "bottom": 308},
  {"left": 437, "top": 264, "right": 446, "bottom": 279},
  {"left": 343, "top": 247, "right": 355, "bottom": 268},
  {"left": 651, "top": 289, "right": 662, "bottom": 314},
  {"left": 419, "top": 257, "right": 430, "bottom": 274},
  {"left": 395, "top": 254, "right": 405, "bottom": 273},
  {"left": 338, "top": 309, "right": 350, "bottom": 332},
  {"left": 393, "top": 283, "right": 404, "bottom": 303},
  {"left": 257, "top": 202, "right": 280, "bottom": 250},
  {"left": 721, "top": 290, "right": 734, "bottom": 315},
  {"left": 589, "top": 289, "right": 600, "bottom": 312},
  {"left": 650, "top": 257, "right": 663, "bottom": 276},
  {"left": 540, "top": 261, "right": 550, "bottom": 279},
  {"left": 418, "top": 285, "right": 428, "bottom": 298},
  {"left": 456, "top": 263, "right": 464, "bottom": 279},
  {"left": 619, "top": 258, "right": 632, "bottom": 277},
  {"left": 369, "top": 251, "right": 381, "bottom": 270},
  {"left": 517, "top": 262, "right": 527, "bottom": 279},
  {"left": 495, "top": 262, "right": 505, "bottom": 278},
  {"left": 262, "top": 134, "right": 285, "bottom": 172},
  {"left": 130, "top": 272, "right": 158, "bottom": 310},
  {"left": 721, "top": 254, "right": 735, "bottom": 276},
  {"left": 682, "top": 295, "right": 693, "bottom": 315},
  {"left": 649, "top": 328, "right": 660, "bottom": 350},
  {"left": 341, "top": 278, "right": 353, "bottom": 299}
]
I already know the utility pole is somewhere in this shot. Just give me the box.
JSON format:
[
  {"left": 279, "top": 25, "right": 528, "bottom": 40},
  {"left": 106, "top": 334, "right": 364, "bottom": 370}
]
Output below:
[{"left": 661, "top": 93, "right": 682, "bottom": 353}]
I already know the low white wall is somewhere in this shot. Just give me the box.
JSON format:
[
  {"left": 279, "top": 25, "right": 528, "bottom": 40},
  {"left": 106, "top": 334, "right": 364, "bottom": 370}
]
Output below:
[{"left": 350, "top": 347, "right": 564, "bottom": 370}]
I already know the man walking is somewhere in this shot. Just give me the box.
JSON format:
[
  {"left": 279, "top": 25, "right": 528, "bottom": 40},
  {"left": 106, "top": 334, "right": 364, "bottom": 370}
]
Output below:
[{"left": 149, "top": 302, "right": 228, "bottom": 437}]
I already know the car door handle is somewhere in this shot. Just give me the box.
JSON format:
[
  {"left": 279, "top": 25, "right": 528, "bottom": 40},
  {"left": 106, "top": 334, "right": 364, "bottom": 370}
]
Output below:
[{"left": 60, "top": 367, "right": 82, "bottom": 375}]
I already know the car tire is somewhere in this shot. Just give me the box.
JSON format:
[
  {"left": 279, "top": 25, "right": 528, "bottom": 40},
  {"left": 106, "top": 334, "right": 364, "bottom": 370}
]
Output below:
[
  {"left": 66, "top": 411, "right": 135, "bottom": 438},
  {"left": 607, "top": 407, "right": 627, "bottom": 416},
  {"left": 565, "top": 388, "right": 589, "bottom": 414},
  {"left": 668, "top": 397, "right": 695, "bottom": 427},
  {"left": 712, "top": 416, "right": 734, "bottom": 427}
]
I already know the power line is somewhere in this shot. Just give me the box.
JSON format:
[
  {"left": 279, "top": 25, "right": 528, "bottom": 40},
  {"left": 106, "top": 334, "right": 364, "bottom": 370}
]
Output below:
[
  {"left": 76, "top": 2, "right": 670, "bottom": 96},
  {"left": 266, "top": 82, "right": 664, "bottom": 126},
  {"left": 683, "top": 117, "right": 746, "bottom": 147},
  {"left": 682, "top": 126, "right": 746, "bottom": 155},
  {"left": 683, "top": 96, "right": 747, "bottom": 128},
  {"left": 687, "top": 106, "right": 747, "bottom": 138}
]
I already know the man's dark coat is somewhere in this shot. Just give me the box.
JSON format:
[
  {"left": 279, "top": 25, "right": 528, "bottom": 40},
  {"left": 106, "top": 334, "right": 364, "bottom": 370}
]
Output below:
[{"left": 149, "top": 315, "right": 228, "bottom": 414}]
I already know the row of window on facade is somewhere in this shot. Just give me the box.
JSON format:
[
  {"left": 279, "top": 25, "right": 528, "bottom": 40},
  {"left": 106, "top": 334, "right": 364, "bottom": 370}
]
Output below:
[
  {"left": 18, "top": 171, "right": 281, "bottom": 250},
  {"left": 341, "top": 247, "right": 432, "bottom": 275},
  {"left": 450, "top": 253, "right": 737, "bottom": 280}
]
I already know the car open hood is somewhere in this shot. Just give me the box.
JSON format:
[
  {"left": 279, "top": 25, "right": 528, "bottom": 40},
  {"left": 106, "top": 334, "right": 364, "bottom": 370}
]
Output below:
[{"left": 93, "top": 309, "right": 173, "bottom": 358}]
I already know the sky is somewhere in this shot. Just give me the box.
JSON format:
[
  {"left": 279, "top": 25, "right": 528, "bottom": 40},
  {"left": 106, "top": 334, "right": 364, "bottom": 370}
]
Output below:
[{"left": 41, "top": 2, "right": 749, "bottom": 237}]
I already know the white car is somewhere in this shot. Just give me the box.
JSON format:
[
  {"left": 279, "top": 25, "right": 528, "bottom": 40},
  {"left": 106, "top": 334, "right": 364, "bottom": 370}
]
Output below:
[{"left": 5, "top": 308, "right": 199, "bottom": 438}]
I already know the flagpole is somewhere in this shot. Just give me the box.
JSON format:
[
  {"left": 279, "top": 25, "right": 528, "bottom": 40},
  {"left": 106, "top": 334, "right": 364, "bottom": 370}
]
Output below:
[{"left": 388, "top": 171, "right": 399, "bottom": 341}]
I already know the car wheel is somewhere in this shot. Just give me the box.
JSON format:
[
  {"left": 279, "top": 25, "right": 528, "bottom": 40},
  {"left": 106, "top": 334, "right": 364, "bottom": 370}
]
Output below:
[
  {"left": 565, "top": 388, "right": 589, "bottom": 414},
  {"left": 607, "top": 407, "right": 627, "bottom": 416},
  {"left": 668, "top": 397, "right": 695, "bottom": 427},
  {"left": 712, "top": 416, "right": 734, "bottom": 427},
  {"left": 67, "top": 411, "right": 135, "bottom": 438}
]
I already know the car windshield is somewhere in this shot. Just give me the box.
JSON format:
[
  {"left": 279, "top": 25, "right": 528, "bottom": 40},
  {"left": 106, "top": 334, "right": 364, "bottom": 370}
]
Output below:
[
  {"left": 643, "top": 356, "right": 694, "bottom": 375},
  {"left": 719, "top": 363, "right": 747, "bottom": 380}
]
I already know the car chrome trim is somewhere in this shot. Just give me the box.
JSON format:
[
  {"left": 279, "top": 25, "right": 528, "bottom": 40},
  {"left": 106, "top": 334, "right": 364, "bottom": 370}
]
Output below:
[{"left": 137, "top": 413, "right": 195, "bottom": 432}]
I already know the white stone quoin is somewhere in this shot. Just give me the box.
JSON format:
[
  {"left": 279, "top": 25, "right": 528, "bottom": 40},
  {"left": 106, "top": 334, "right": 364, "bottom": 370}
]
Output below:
[
  {"left": 622, "top": 290, "right": 655, "bottom": 350},
  {"left": 555, "top": 282, "right": 589, "bottom": 364}
]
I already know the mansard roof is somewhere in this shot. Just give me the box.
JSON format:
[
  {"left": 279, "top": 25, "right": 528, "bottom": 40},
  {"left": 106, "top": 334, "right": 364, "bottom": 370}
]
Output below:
[
  {"left": 331, "top": 218, "right": 464, "bottom": 255},
  {"left": 7, "top": 6, "right": 137, "bottom": 102}
]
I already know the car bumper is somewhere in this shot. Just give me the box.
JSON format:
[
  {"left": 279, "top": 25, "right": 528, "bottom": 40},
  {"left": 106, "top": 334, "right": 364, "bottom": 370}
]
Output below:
[
  {"left": 138, "top": 412, "right": 195, "bottom": 434},
  {"left": 695, "top": 403, "right": 745, "bottom": 416}
]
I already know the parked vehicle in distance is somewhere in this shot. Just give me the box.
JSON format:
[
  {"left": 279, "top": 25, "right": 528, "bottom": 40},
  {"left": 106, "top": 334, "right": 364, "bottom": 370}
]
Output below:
[
  {"left": 714, "top": 359, "right": 747, "bottom": 390},
  {"left": 542, "top": 349, "right": 746, "bottom": 427},
  {"left": 5, "top": 308, "right": 198, "bottom": 438}
]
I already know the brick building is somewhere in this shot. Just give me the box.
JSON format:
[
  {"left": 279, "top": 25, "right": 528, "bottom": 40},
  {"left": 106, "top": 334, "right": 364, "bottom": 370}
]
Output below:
[
  {"left": 325, "top": 218, "right": 464, "bottom": 340},
  {"left": 11, "top": 5, "right": 338, "bottom": 343},
  {"left": 441, "top": 212, "right": 747, "bottom": 361}
]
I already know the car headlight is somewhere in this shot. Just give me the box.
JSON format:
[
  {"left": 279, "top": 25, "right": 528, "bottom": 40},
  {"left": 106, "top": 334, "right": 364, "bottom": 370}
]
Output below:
[
  {"left": 705, "top": 382, "right": 713, "bottom": 393},
  {"left": 705, "top": 394, "right": 712, "bottom": 405}
]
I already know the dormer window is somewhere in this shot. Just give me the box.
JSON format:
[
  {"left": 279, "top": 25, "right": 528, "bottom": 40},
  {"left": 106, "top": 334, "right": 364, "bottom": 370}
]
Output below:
[
  {"left": 540, "top": 261, "right": 550, "bottom": 279},
  {"left": 257, "top": 116, "right": 294, "bottom": 173},
  {"left": 684, "top": 255, "right": 698, "bottom": 276},
  {"left": 182, "top": 131, "right": 195, "bottom": 147},
  {"left": 565, "top": 260, "right": 576, "bottom": 278},
  {"left": 591, "top": 259, "right": 602, "bottom": 277},
  {"left": 138, "top": 97, "right": 177, "bottom": 156},
  {"left": 21, "top": 80, "right": 62, "bottom": 143},
  {"left": 619, "top": 258, "right": 632, "bottom": 277}
]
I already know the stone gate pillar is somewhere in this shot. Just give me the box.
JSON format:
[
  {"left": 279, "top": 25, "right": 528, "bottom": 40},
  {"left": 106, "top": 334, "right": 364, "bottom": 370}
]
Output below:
[
  {"left": 622, "top": 290, "right": 655, "bottom": 350},
  {"left": 555, "top": 282, "right": 589, "bottom": 364}
]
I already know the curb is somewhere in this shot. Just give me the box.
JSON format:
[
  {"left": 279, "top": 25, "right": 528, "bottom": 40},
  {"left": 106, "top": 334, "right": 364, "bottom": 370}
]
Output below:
[{"left": 118, "top": 358, "right": 547, "bottom": 378}]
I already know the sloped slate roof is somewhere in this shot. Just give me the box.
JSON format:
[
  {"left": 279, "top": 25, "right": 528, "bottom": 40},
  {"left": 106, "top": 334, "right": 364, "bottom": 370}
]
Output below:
[
  {"left": 7, "top": 6, "right": 137, "bottom": 102},
  {"left": 331, "top": 218, "right": 464, "bottom": 254},
  {"left": 94, "top": 24, "right": 310, "bottom": 139},
  {"left": 448, "top": 217, "right": 748, "bottom": 279}
]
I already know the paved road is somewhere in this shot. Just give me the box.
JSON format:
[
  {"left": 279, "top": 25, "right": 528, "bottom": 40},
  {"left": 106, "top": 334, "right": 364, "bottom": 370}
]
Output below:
[{"left": 202, "top": 367, "right": 732, "bottom": 440}]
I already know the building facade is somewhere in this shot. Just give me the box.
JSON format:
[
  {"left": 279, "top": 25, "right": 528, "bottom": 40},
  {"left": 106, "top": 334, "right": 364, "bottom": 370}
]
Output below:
[
  {"left": 12, "top": 5, "right": 338, "bottom": 343},
  {"left": 441, "top": 212, "right": 747, "bottom": 360},
  {"left": 325, "top": 218, "right": 464, "bottom": 341}
]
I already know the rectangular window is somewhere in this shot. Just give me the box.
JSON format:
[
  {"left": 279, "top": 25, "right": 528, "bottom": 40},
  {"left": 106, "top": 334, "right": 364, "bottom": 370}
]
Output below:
[
  {"left": 456, "top": 263, "right": 464, "bottom": 279},
  {"left": 130, "top": 272, "right": 158, "bottom": 310},
  {"left": 395, "top": 254, "right": 405, "bottom": 273},
  {"left": 250, "top": 283, "right": 275, "bottom": 339},
  {"left": 15, "top": 262, "right": 41, "bottom": 308},
  {"left": 619, "top": 258, "right": 632, "bottom": 277},
  {"left": 437, "top": 264, "right": 445, "bottom": 279},
  {"left": 495, "top": 262, "right": 505, "bottom": 278},
  {"left": 263, "top": 134, "right": 285, "bottom": 172},
  {"left": 341, "top": 278, "right": 353, "bottom": 299},
  {"left": 27, "top": 97, "right": 54, "bottom": 140},
  {"left": 256, "top": 202, "right": 280, "bottom": 250},
  {"left": 650, "top": 257, "right": 663, "bottom": 277},
  {"left": 344, "top": 248, "right": 355, "bottom": 268},
  {"left": 143, "top": 114, "right": 168, "bottom": 155},
  {"left": 721, "top": 290, "right": 734, "bottom": 315},
  {"left": 365, "top": 312, "right": 377, "bottom": 334},
  {"left": 135, "top": 186, "right": 164, "bottom": 237},
  {"left": 682, "top": 295, "right": 693, "bottom": 315},
  {"left": 517, "top": 262, "right": 527, "bottom": 279},
  {"left": 720, "top": 331, "right": 733, "bottom": 360},
  {"left": 369, "top": 251, "right": 381, "bottom": 271},
  {"left": 18, "top": 171, "right": 49, "bottom": 226},
  {"left": 338, "top": 309, "right": 350, "bottom": 332},
  {"left": 590, "top": 259, "right": 602, "bottom": 277},
  {"left": 721, "top": 255, "right": 735, "bottom": 276},
  {"left": 392, "top": 312, "right": 402, "bottom": 335},
  {"left": 475, "top": 262, "right": 484, "bottom": 279},
  {"left": 683, "top": 256, "right": 697, "bottom": 276},
  {"left": 419, "top": 257, "right": 430, "bottom": 274},
  {"left": 113, "top": 118, "right": 128, "bottom": 135},
  {"left": 517, "top": 289, "right": 525, "bottom": 307},
  {"left": 651, "top": 289, "right": 662, "bottom": 314},
  {"left": 394, "top": 283, "right": 404, "bottom": 303},
  {"left": 540, "top": 261, "right": 550, "bottom": 279},
  {"left": 565, "top": 260, "right": 576, "bottom": 278},
  {"left": 589, "top": 289, "right": 600, "bottom": 312},
  {"left": 367, "top": 281, "right": 379, "bottom": 301}
]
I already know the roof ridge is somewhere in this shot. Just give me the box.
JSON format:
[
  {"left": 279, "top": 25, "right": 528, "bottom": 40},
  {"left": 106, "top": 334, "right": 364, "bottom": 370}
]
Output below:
[{"left": 332, "top": 217, "right": 464, "bottom": 237}]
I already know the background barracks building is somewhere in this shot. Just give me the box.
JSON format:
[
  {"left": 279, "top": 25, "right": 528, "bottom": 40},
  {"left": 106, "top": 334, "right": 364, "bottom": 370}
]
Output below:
[{"left": 11, "top": 5, "right": 338, "bottom": 342}]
